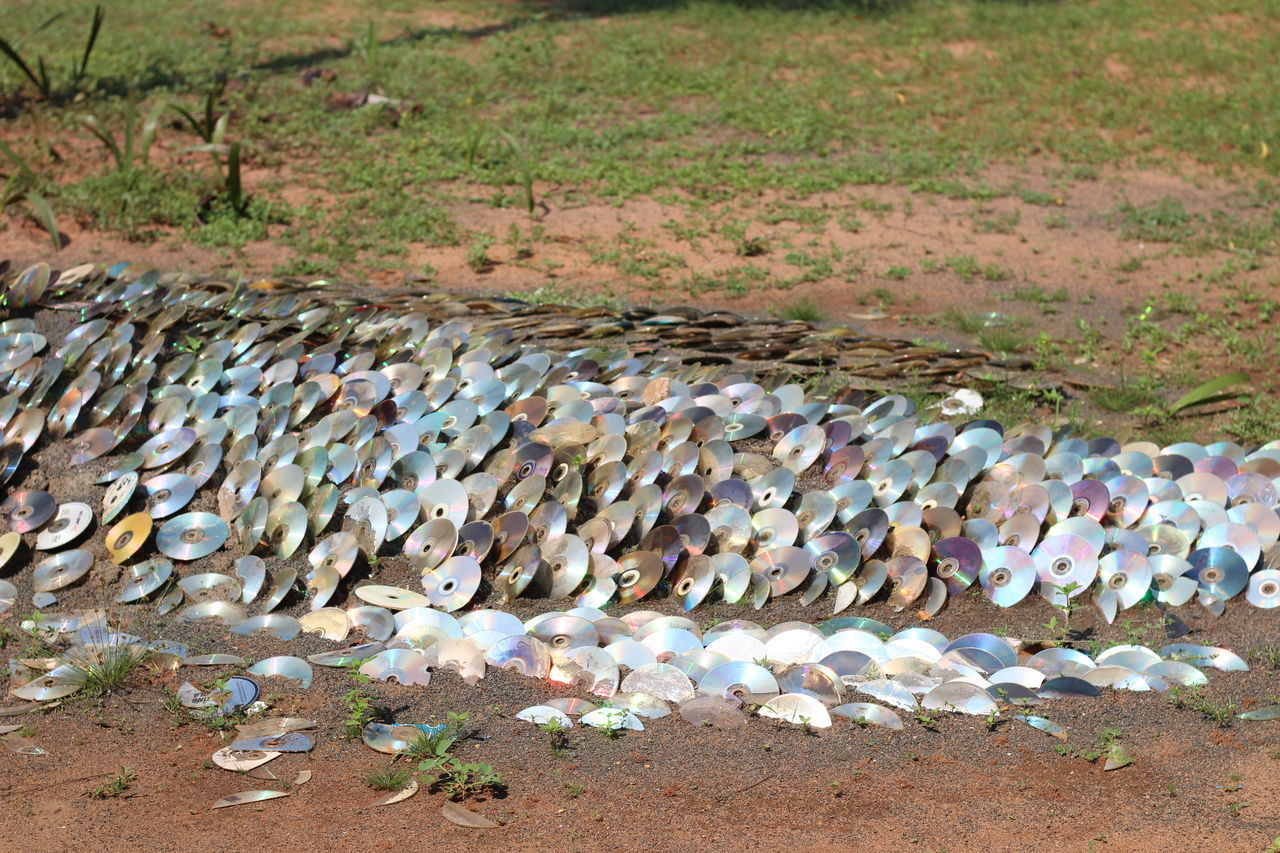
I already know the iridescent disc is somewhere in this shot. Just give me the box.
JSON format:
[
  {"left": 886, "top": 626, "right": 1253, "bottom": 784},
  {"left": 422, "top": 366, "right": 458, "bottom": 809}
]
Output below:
[
  {"left": 1187, "top": 546, "right": 1248, "bottom": 600},
  {"left": 932, "top": 536, "right": 981, "bottom": 594},
  {"left": 979, "top": 545, "right": 1036, "bottom": 607},
  {"left": 1246, "top": 569, "right": 1280, "bottom": 608},
  {"left": 106, "top": 511, "right": 152, "bottom": 564},
  {"left": 1032, "top": 534, "right": 1098, "bottom": 604},
  {"left": 803, "top": 532, "right": 861, "bottom": 586},
  {"left": 156, "top": 511, "right": 229, "bottom": 560},
  {"left": 1, "top": 489, "right": 55, "bottom": 533},
  {"left": 31, "top": 549, "right": 93, "bottom": 592}
]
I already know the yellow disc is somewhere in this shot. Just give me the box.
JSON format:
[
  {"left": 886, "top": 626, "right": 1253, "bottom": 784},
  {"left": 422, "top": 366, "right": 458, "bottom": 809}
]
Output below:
[
  {"left": 106, "top": 511, "right": 152, "bottom": 564},
  {"left": 0, "top": 531, "right": 20, "bottom": 571}
]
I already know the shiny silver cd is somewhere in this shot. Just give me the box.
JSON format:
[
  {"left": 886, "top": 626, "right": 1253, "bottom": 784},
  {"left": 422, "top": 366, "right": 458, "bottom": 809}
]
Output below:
[
  {"left": 156, "top": 511, "right": 229, "bottom": 560},
  {"left": 803, "top": 532, "right": 861, "bottom": 586},
  {"left": 32, "top": 549, "right": 93, "bottom": 593},
  {"left": 1, "top": 489, "right": 56, "bottom": 533},
  {"left": 1187, "top": 546, "right": 1248, "bottom": 600},
  {"left": 980, "top": 545, "right": 1036, "bottom": 607},
  {"left": 1246, "top": 569, "right": 1280, "bottom": 608},
  {"left": 1032, "top": 534, "right": 1098, "bottom": 604},
  {"left": 139, "top": 427, "right": 196, "bottom": 468},
  {"left": 143, "top": 472, "right": 197, "bottom": 519},
  {"left": 423, "top": 556, "right": 482, "bottom": 611}
]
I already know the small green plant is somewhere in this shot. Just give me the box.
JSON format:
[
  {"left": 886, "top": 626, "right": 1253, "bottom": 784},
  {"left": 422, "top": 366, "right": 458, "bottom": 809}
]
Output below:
[
  {"left": 778, "top": 297, "right": 822, "bottom": 324},
  {"left": 68, "top": 640, "right": 150, "bottom": 697},
  {"left": 1043, "top": 581, "right": 1084, "bottom": 644},
  {"left": 85, "top": 766, "right": 136, "bottom": 799},
  {"left": 499, "top": 130, "right": 537, "bottom": 215},
  {"left": 171, "top": 77, "right": 228, "bottom": 145},
  {"left": 466, "top": 235, "right": 493, "bottom": 273},
  {"left": 539, "top": 716, "right": 571, "bottom": 757},
  {"left": 1078, "top": 726, "right": 1123, "bottom": 762},
  {"left": 0, "top": 5, "right": 103, "bottom": 99},
  {"left": 81, "top": 92, "right": 168, "bottom": 176},
  {"left": 914, "top": 709, "right": 941, "bottom": 729},
  {"left": 0, "top": 139, "right": 60, "bottom": 249},
  {"left": 594, "top": 715, "right": 624, "bottom": 740},
  {"left": 883, "top": 265, "right": 911, "bottom": 280},
  {"left": 1168, "top": 685, "right": 1236, "bottom": 728},
  {"left": 1246, "top": 645, "right": 1280, "bottom": 672},
  {"left": 411, "top": 713, "right": 503, "bottom": 800},
  {"left": 563, "top": 782, "right": 585, "bottom": 798},
  {"left": 341, "top": 688, "right": 376, "bottom": 738},
  {"left": 365, "top": 762, "right": 413, "bottom": 791},
  {"left": 351, "top": 22, "right": 382, "bottom": 84},
  {"left": 736, "top": 235, "right": 769, "bottom": 257}
]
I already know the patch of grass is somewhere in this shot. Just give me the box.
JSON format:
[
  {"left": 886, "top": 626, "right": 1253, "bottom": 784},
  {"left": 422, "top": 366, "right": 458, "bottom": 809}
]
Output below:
[
  {"left": 365, "top": 762, "right": 413, "bottom": 791},
  {"left": 1010, "top": 285, "right": 1069, "bottom": 305},
  {"left": 1018, "top": 188, "right": 1060, "bottom": 207},
  {"left": 67, "top": 641, "right": 150, "bottom": 697},
  {"left": 1169, "top": 685, "right": 1236, "bottom": 728},
  {"left": 66, "top": 169, "right": 198, "bottom": 241},
  {"left": 85, "top": 766, "right": 136, "bottom": 799},
  {"left": 1228, "top": 399, "right": 1280, "bottom": 446},
  {"left": 1092, "top": 382, "right": 1163, "bottom": 413},
  {"left": 978, "top": 325, "right": 1027, "bottom": 355},
  {"left": 1111, "top": 198, "right": 1195, "bottom": 243},
  {"left": 510, "top": 283, "right": 626, "bottom": 311},
  {"left": 1246, "top": 645, "right": 1280, "bottom": 672},
  {"left": 883, "top": 265, "right": 911, "bottom": 280},
  {"left": 945, "top": 254, "right": 1011, "bottom": 283},
  {"left": 777, "top": 297, "right": 823, "bottom": 323},
  {"left": 973, "top": 209, "right": 1020, "bottom": 234}
]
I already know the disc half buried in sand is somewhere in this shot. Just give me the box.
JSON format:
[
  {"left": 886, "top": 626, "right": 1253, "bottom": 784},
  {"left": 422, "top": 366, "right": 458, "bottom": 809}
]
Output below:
[
  {"left": 423, "top": 556, "right": 482, "bottom": 611},
  {"left": 0, "top": 531, "right": 19, "bottom": 571},
  {"left": 156, "top": 512, "right": 229, "bottom": 560},
  {"left": 355, "top": 585, "right": 431, "bottom": 610}
]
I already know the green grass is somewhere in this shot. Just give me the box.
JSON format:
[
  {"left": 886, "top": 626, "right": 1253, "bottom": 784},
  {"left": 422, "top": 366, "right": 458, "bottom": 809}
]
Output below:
[
  {"left": 67, "top": 641, "right": 150, "bottom": 697},
  {"left": 365, "top": 762, "right": 413, "bottom": 791},
  {"left": 777, "top": 296, "right": 823, "bottom": 323},
  {"left": 85, "top": 766, "right": 137, "bottom": 799},
  {"left": 1, "top": 0, "right": 1277, "bottom": 277}
]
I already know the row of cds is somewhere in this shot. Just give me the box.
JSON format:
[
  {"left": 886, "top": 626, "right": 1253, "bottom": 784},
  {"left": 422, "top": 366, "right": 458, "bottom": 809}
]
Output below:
[
  {"left": 11, "top": 605, "right": 1260, "bottom": 736},
  {"left": 0, "top": 262, "right": 1277, "bottom": 629}
]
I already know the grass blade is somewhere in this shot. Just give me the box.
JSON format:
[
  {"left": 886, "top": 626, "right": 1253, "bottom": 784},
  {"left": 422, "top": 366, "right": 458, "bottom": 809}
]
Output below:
[
  {"left": 0, "top": 139, "right": 37, "bottom": 181},
  {"left": 25, "top": 193, "right": 62, "bottom": 250},
  {"left": 0, "top": 36, "right": 46, "bottom": 94},
  {"left": 140, "top": 98, "right": 166, "bottom": 165},
  {"left": 10, "top": 12, "right": 66, "bottom": 51},
  {"left": 75, "top": 5, "right": 105, "bottom": 86},
  {"left": 226, "top": 140, "right": 244, "bottom": 214},
  {"left": 169, "top": 104, "right": 204, "bottom": 139},
  {"left": 82, "top": 115, "right": 123, "bottom": 171},
  {"left": 1169, "top": 372, "right": 1249, "bottom": 415}
]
